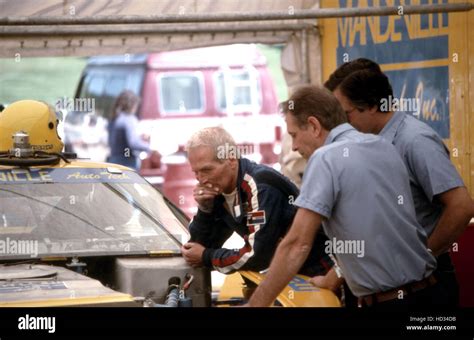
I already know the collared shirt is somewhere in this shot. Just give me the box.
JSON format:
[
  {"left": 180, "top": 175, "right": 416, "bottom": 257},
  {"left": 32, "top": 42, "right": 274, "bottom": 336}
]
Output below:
[
  {"left": 295, "top": 123, "right": 436, "bottom": 297},
  {"left": 380, "top": 111, "right": 465, "bottom": 236}
]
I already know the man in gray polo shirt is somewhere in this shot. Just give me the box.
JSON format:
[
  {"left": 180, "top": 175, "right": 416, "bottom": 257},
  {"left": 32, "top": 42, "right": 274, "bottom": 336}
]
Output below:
[
  {"left": 246, "top": 85, "right": 442, "bottom": 307},
  {"left": 325, "top": 60, "right": 474, "bottom": 305}
]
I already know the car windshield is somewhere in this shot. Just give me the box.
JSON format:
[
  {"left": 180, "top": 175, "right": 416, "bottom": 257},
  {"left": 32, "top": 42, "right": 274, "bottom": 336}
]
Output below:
[{"left": 0, "top": 167, "right": 189, "bottom": 260}]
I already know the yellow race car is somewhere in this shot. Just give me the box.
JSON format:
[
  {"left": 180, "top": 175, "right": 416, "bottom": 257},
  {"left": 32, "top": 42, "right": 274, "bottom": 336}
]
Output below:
[{"left": 0, "top": 100, "right": 340, "bottom": 308}]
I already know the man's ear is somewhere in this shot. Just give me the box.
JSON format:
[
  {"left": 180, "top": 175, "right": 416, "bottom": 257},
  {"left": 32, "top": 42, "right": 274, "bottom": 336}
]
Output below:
[
  {"left": 369, "top": 105, "right": 379, "bottom": 115},
  {"left": 228, "top": 157, "right": 238, "bottom": 169},
  {"left": 307, "top": 116, "right": 322, "bottom": 137}
]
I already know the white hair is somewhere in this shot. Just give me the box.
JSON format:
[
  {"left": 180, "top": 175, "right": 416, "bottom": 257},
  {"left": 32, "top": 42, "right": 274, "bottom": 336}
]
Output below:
[{"left": 185, "top": 126, "right": 236, "bottom": 161}]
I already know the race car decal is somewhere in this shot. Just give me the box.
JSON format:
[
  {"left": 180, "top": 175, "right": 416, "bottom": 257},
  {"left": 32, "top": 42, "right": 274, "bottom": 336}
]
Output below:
[
  {"left": 0, "top": 168, "right": 146, "bottom": 184},
  {"left": 0, "top": 170, "right": 53, "bottom": 183},
  {"left": 287, "top": 276, "right": 321, "bottom": 292}
]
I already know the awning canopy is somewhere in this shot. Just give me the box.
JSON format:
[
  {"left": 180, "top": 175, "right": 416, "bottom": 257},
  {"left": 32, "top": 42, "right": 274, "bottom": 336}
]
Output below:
[
  {"left": 1, "top": 1, "right": 471, "bottom": 85},
  {"left": 0, "top": 0, "right": 320, "bottom": 58}
]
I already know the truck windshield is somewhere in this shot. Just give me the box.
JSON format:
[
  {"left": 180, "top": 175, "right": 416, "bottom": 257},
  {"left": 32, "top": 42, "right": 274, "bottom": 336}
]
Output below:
[
  {"left": 215, "top": 68, "right": 261, "bottom": 112},
  {"left": 159, "top": 73, "right": 205, "bottom": 115},
  {"left": 0, "top": 168, "right": 188, "bottom": 260}
]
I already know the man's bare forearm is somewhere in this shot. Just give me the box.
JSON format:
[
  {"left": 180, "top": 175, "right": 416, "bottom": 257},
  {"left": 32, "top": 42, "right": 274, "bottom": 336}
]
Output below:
[
  {"left": 310, "top": 267, "right": 345, "bottom": 292},
  {"left": 428, "top": 209, "right": 471, "bottom": 255},
  {"left": 427, "top": 188, "right": 474, "bottom": 256},
  {"left": 247, "top": 238, "right": 312, "bottom": 307}
]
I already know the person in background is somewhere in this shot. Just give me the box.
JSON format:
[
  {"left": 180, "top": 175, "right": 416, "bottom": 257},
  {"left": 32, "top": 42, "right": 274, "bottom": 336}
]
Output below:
[
  {"left": 279, "top": 132, "right": 306, "bottom": 188},
  {"left": 108, "top": 90, "right": 151, "bottom": 170}
]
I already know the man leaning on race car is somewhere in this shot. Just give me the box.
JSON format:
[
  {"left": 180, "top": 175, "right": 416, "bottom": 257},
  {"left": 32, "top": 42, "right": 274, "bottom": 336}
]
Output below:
[{"left": 181, "top": 127, "right": 333, "bottom": 277}]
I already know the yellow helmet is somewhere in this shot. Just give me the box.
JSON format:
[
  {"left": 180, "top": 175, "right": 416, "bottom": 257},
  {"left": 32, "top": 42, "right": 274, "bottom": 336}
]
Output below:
[{"left": 0, "top": 100, "right": 64, "bottom": 153}]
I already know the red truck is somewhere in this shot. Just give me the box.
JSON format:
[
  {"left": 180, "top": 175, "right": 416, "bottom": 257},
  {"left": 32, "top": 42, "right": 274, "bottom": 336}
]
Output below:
[{"left": 68, "top": 44, "right": 283, "bottom": 217}]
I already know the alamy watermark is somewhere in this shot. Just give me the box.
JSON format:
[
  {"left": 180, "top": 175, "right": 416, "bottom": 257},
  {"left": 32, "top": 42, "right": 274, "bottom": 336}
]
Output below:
[
  {"left": 325, "top": 237, "right": 365, "bottom": 258},
  {"left": 217, "top": 143, "right": 254, "bottom": 160},
  {"left": 0, "top": 237, "right": 38, "bottom": 257},
  {"left": 380, "top": 95, "right": 420, "bottom": 113},
  {"left": 18, "top": 314, "right": 55, "bottom": 333},
  {"left": 55, "top": 96, "right": 95, "bottom": 112}
]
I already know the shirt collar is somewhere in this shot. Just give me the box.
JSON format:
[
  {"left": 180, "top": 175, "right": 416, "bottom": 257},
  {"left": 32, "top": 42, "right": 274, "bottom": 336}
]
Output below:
[
  {"left": 324, "top": 123, "right": 354, "bottom": 146},
  {"left": 379, "top": 111, "right": 406, "bottom": 142}
]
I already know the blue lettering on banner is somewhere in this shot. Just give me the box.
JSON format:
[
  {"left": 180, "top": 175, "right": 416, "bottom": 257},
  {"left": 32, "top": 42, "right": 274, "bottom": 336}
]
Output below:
[
  {"left": 337, "top": 0, "right": 449, "bottom": 64},
  {"left": 335, "top": 0, "right": 450, "bottom": 138},
  {"left": 386, "top": 66, "right": 449, "bottom": 138}
]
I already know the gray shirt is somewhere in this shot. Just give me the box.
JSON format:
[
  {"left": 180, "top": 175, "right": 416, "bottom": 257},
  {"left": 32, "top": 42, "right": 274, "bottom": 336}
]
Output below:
[
  {"left": 295, "top": 123, "right": 436, "bottom": 297},
  {"left": 380, "top": 111, "right": 465, "bottom": 236}
]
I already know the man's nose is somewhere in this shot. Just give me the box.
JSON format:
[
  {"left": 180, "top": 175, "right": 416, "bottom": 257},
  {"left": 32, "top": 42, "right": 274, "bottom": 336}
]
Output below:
[{"left": 196, "top": 173, "right": 207, "bottom": 185}]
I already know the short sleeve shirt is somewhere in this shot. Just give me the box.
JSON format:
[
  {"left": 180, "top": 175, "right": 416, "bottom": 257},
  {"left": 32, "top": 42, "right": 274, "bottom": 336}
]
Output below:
[
  {"left": 295, "top": 123, "right": 436, "bottom": 297},
  {"left": 379, "top": 111, "right": 465, "bottom": 236}
]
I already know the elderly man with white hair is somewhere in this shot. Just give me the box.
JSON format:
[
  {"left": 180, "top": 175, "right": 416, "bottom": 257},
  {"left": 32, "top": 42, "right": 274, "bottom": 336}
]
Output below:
[{"left": 181, "top": 126, "right": 333, "bottom": 277}]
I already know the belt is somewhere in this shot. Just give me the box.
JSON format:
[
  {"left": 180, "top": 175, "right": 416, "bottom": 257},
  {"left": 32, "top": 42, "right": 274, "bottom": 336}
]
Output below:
[{"left": 358, "top": 274, "right": 437, "bottom": 307}]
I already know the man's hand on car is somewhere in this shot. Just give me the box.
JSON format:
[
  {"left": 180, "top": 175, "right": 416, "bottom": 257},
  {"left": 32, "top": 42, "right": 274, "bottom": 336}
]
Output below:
[
  {"left": 181, "top": 242, "right": 205, "bottom": 267},
  {"left": 193, "top": 183, "right": 220, "bottom": 213},
  {"left": 309, "top": 267, "right": 344, "bottom": 294}
]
